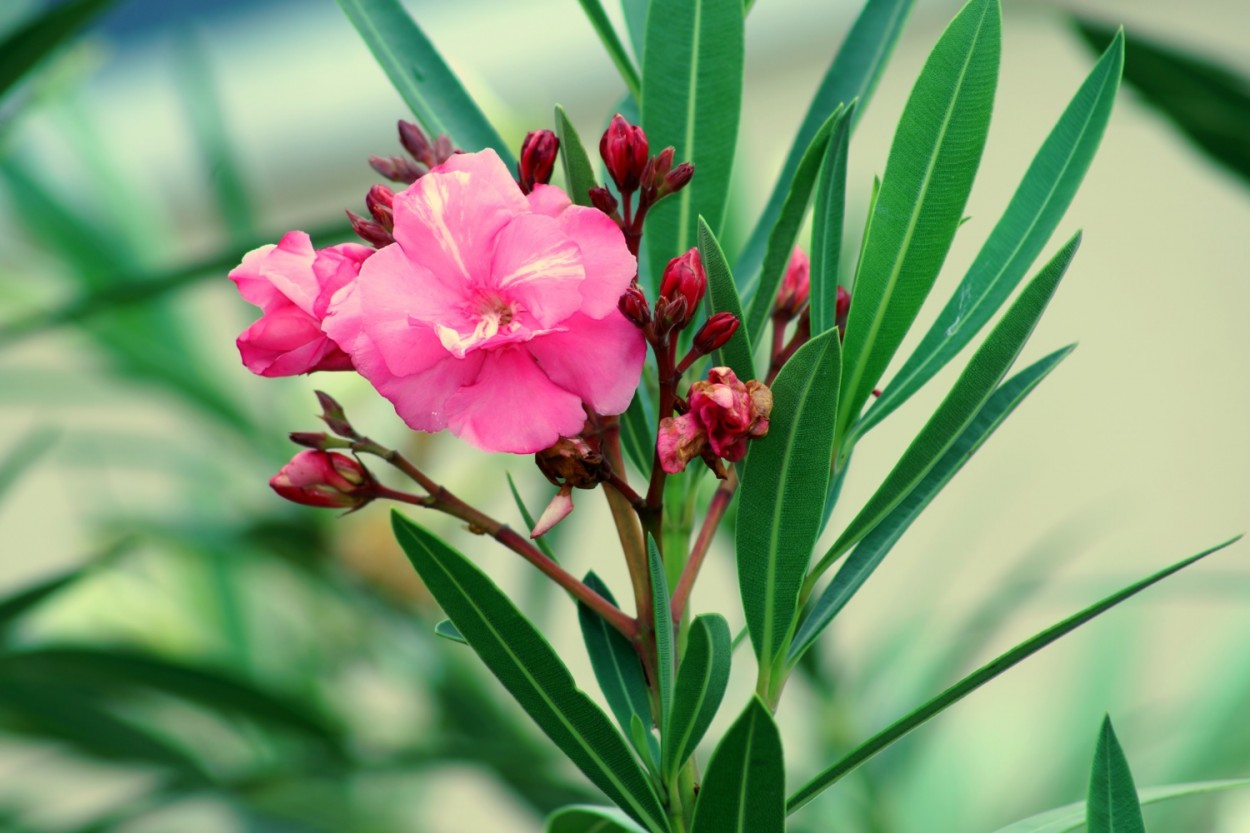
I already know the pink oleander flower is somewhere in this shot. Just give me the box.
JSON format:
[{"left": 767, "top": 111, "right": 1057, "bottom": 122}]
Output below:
[
  {"left": 658, "top": 367, "right": 773, "bottom": 474},
  {"left": 230, "top": 232, "right": 373, "bottom": 376},
  {"left": 323, "top": 149, "right": 645, "bottom": 454},
  {"left": 270, "top": 450, "right": 374, "bottom": 509},
  {"left": 774, "top": 246, "right": 810, "bottom": 320}
]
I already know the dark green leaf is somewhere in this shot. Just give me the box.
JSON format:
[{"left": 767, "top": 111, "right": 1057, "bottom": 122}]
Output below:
[
  {"left": 392, "top": 513, "right": 669, "bottom": 833},
  {"left": 648, "top": 536, "right": 675, "bottom": 737},
  {"left": 576, "top": 0, "right": 642, "bottom": 100},
  {"left": 691, "top": 697, "right": 785, "bottom": 833},
  {"left": 556, "top": 104, "right": 601, "bottom": 208},
  {"left": 0, "top": 0, "right": 118, "bottom": 101},
  {"left": 809, "top": 106, "right": 855, "bottom": 335},
  {"left": 836, "top": 0, "right": 1001, "bottom": 437},
  {"left": 816, "top": 234, "right": 1079, "bottom": 579},
  {"left": 1088, "top": 717, "right": 1147, "bottom": 833},
  {"left": 621, "top": 0, "right": 647, "bottom": 61},
  {"left": 546, "top": 805, "right": 649, "bottom": 833},
  {"left": 993, "top": 778, "right": 1250, "bottom": 833},
  {"left": 641, "top": 0, "right": 744, "bottom": 291},
  {"left": 336, "top": 0, "right": 514, "bottom": 168},
  {"left": 579, "top": 572, "right": 653, "bottom": 749},
  {"left": 434, "top": 619, "right": 467, "bottom": 644},
  {"left": 737, "top": 330, "right": 841, "bottom": 676},
  {"left": 662, "top": 614, "right": 731, "bottom": 782},
  {"left": 859, "top": 30, "right": 1122, "bottom": 437},
  {"left": 786, "top": 535, "right": 1241, "bottom": 815},
  {"left": 736, "top": 0, "right": 915, "bottom": 282},
  {"left": 790, "top": 345, "right": 1073, "bottom": 665},
  {"left": 620, "top": 385, "right": 657, "bottom": 475},
  {"left": 697, "top": 218, "right": 755, "bottom": 382}
]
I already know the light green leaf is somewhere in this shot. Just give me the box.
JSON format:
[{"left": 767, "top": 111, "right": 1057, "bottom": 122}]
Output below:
[
  {"left": 434, "top": 619, "right": 467, "bottom": 644},
  {"left": 992, "top": 778, "right": 1250, "bottom": 833},
  {"left": 392, "top": 513, "right": 669, "bottom": 833},
  {"left": 0, "top": 426, "right": 57, "bottom": 506},
  {"left": 736, "top": 330, "right": 841, "bottom": 674},
  {"left": 1088, "top": 717, "right": 1146, "bottom": 833},
  {"left": 662, "top": 614, "right": 731, "bottom": 781},
  {"left": 789, "top": 344, "right": 1073, "bottom": 665},
  {"left": 546, "top": 805, "right": 649, "bottom": 833},
  {"left": 576, "top": 0, "right": 642, "bottom": 100},
  {"left": 336, "top": 0, "right": 514, "bottom": 169},
  {"left": 815, "top": 233, "right": 1078, "bottom": 580},
  {"left": 786, "top": 535, "right": 1241, "bottom": 815},
  {"left": 579, "top": 572, "right": 654, "bottom": 752},
  {"left": 836, "top": 0, "right": 1001, "bottom": 439},
  {"left": 809, "top": 105, "right": 855, "bottom": 335},
  {"left": 697, "top": 218, "right": 755, "bottom": 382},
  {"left": 648, "top": 536, "right": 675, "bottom": 738},
  {"left": 736, "top": 0, "right": 915, "bottom": 282},
  {"left": 556, "top": 104, "right": 601, "bottom": 208},
  {"left": 0, "top": 0, "right": 119, "bottom": 102},
  {"left": 691, "top": 697, "right": 785, "bottom": 833},
  {"left": 857, "top": 30, "right": 1123, "bottom": 437},
  {"left": 641, "top": 0, "right": 744, "bottom": 291}
]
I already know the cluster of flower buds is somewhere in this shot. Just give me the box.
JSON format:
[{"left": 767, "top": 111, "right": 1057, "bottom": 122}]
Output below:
[
  {"left": 530, "top": 435, "right": 610, "bottom": 537},
  {"left": 348, "top": 184, "right": 397, "bottom": 248},
  {"left": 271, "top": 449, "right": 376, "bottom": 510},
  {"left": 350, "top": 121, "right": 459, "bottom": 247},
  {"left": 658, "top": 368, "right": 773, "bottom": 475},
  {"left": 773, "top": 246, "right": 852, "bottom": 338},
  {"left": 517, "top": 129, "right": 559, "bottom": 194}
]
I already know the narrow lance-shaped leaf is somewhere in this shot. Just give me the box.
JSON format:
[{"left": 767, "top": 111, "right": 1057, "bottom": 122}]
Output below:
[
  {"left": 555, "top": 105, "right": 601, "bottom": 208},
  {"left": 737, "top": 330, "right": 841, "bottom": 678},
  {"left": 575, "top": 0, "right": 642, "bottom": 100},
  {"left": 662, "top": 614, "right": 732, "bottom": 782},
  {"left": 647, "top": 536, "right": 675, "bottom": 738},
  {"left": 434, "top": 619, "right": 466, "bottom": 644},
  {"left": 579, "top": 572, "right": 654, "bottom": 752},
  {"left": 546, "top": 805, "right": 650, "bottom": 833},
  {"left": 786, "top": 535, "right": 1242, "bottom": 815},
  {"left": 621, "top": 0, "right": 647, "bottom": 62},
  {"left": 789, "top": 344, "right": 1074, "bottom": 665},
  {"left": 814, "top": 233, "right": 1079, "bottom": 581},
  {"left": 836, "top": 0, "right": 1001, "bottom": 440},
  {"left": 336, "top": 0, "right": 514, "bottom": 169},
  {"left": 856, "top": 30, "right": 1123, "bottom": 438},
  {"left": 691, "top": 697, "right": 785, "bottom": 833},
  {"left": 992, "top": 778, "right": 1250, "bottom": 833},
  {"left": 641, "top": 0, "right": 744, "bottom": 292},
  {"left": 809, "top": 106, "right": 854, "bottom": 335},
  {"left": 392, "top": 513, "right": 669, "bottom": 833},
  {"left": 1088, "top": 717, "right": 1147, "bottom": 833},
  {"left": 698, "top": 218, "right": 755, "bottom": 382},
  {"left": 736, "top": 0, "right": 916, "bottom": 282},
  {"left": 0, "top": 0, "right": 119, "bottom": 102},
  {"left": 620, "top": 385, "right": 656, "bottom": 475}
]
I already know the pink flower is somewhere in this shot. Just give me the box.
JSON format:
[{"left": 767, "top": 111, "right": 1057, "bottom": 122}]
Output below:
[
  {"left": 230, "top": 232, "right": 373, "bottom": 376},
  {"left": 658, "top": 367, "right": 773, "bottom": 473},
  {"left": 323, "top": 149, "right": 645, "bottom": 454},
  {"left": 270, "top": 450, "right": 373, "bottom": 509}
]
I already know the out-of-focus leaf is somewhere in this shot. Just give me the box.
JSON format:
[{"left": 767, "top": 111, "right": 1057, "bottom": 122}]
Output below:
[
  {"left": 815, "top": 234, "right": 1078, "bottom": 579},
  {"left": 992, "top": 778, "right": 1250, "bottom": 833},
  {"left": 0, "top": 426, "right": 57, "bottom": 505},
  {"left": 690, "top": 697, "right": 785, "bottom": 833},
  {"left": 555, "top": 104, "right": 600, "bottom": 207},
  {"left": 546, "top": 805, "right": 649, "bottom": 833},
  {"left": 789, "top": 345, "right": 1073, "bottom": 665},
  {"left": 0, "top": 0, "right": 118, "bottom": 101},
  {"left": 809, "top": 106, "right": 854, "bottom": 336},
  {"left": 736, "top": 0, "right": 915, "bottom": 282},
  {"left": 579, "top": 572, "right": 653, "bottom": 753},
  {"left": 1087, "top": 717, "right": 1147, "bottom": 833},
  {"left": 662, "top": 614, "right": 731, "bottom": 782},
  {"left": 392, "top": 513, "right": 669, "bottom": 833},
  {"left": 836, "top": 0, "right": 1001, "bottom": 439},
  {"left": 0, "top": 538, "right": 130, "bottom": 637},
  {"left": 575, "top": 0, "right": 641, "bottom": 100},
  {"left": 434, "top": 618, "right": 466, "bottom": 644},
  {"left": 641, "top": 0, "right": 744, "bottom": 292},
  {"left": 335, "top": 0, "right": 514, "bottom": 168},
  {"left": 737, "top": 331, "right": 841, "bottom": 679},
  {"left": 1076, "top": 19, "right": 1250, "bottom": 187},
  {"left": 858, "top": 30, "right": 1123, "bottom": 438},
  {"left": 785, "top": 535, "right": 1241, "bottom": 816},
  {"left": 698, "top": 218, "right": 755, "bottom": 382}
]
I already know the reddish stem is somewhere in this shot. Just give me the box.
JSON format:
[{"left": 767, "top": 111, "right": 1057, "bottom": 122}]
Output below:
[{"left": 670, "top": 467, "right": 738, "bottom": 622}]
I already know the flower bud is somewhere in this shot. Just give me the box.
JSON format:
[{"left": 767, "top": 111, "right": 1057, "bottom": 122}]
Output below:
[
  {"left": 588, "top": 186, "right": 619, "bottom": 217},
  {"left": 535, "top": 436, "right": 606, "bottom": 489},
  {"left": 658, "top": 248, "right": 706, "bottom": 331},
  {"left": 694, "top": 312, "right": 740, "bottom": 355},
  {"left": 663, "top": 162, "right": 694, "bottom": 196},
  {"left": 774, "top": 247, "right": 810, "bottom": 320},
  {"left": 835, "top": 285, "right": 851, "bottom": 338},
  {"left": 618, "top": 283, "right": 651, "bottom": 329},
  {"left": 289, "top": 431, "right": 353, "bottom": 450},
  {"left": 432, "top": 134, "right": 456, "bottom": 165},
  {"left": 531, "top": 485, "right": 574, "bottom": 538},
  {"left": 369, "top": 154, "right": 425, "bottom": 184},
  {"left": 366, "top": 184, "right": 395, "bottom": 229},
  {"left": 316, "top": 390, "right": 358, "bottom": 439},
  {"left": 347, "top": 210, "right": 394, "bottom": 249},
  {"left": 600, "top": 114, "right": 648, "bottom": 192},
  {"left": 398, "top": 120, "right": 434, "bottom": 164},
  {"left": 518, "top": 129, "right": 559, "bottom": 194},
  {"left": 642, "top": 147, "right": 675, "bottom": 191},
  {"left": 270, "top": 450, "right": 373, "bottom": 509}
]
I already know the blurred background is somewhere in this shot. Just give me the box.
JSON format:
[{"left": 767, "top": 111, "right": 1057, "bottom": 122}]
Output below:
[{"left": 0, "top": 0, "right": 1248, "bottom": 830}]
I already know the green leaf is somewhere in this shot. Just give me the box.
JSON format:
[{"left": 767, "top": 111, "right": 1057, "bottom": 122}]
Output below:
[
  {"left": 579, "top": 572, "right": 654, "bottom": 750},
  {"left": 785, "top": 535, "right": 1241, "bottom": 815},
  {"left": 992, "top": 778, "right": 1250, "bottom": 833},
  {"left": 556, "top": 105, "right": 601, "bottom": 208},
  {"left": 736, "top": 330, "right": 841, "bottom": 673},
  {"left": 0, "top": 426, "right": 57, "bottom": 505},
  {"left": 0, "top": 538, "right": 130, "bottom": 638},
  {"left": 392, "top": 513, "right": 669, "bottom": 833},
  {"left": 641, "top": 0, "right": 744, "bottom": 291},
  {"left": 1075, "top": 20, "right": 1250, "bottom": 187},
  {"left": 836, "top": 0, "right": 1001, "bottom": 438},
  {"left": 662, "top": 614, "right": 731, "bottom": 782},
  {"left": 857, "top": 30, "right": 1123, "bottom": 437},
  {"left": 736, "top": 0, "right": 915, "bottom": 282},
  {"left": 0, "top": 0, "right": 118, "bottom": 102},
  {"left": 789, "top": 345, "right": 1073, "bottom": 665},
  {"left": 434, "top": 618, "right": 467, "bottom": 644},
  {"left": 620, "top": 385, "right": 657, "bottom": 475},
  {"left": 506, "top": 472, "right": 557, "bottom": 560},
  {"left": 809, "top": 105, "right": 855, "bottom": 335},
  {"left": 546, "top": 805, "right": 649, "bottom": 833},
  {"left": 691, "top": 697, "right": 785, "bottom": 833},
  {"left": 576, "top": 0, "right": 642, "bottom": 100},
  {"left": 621, "top": 0, "right": 647, "bottom": 62},
  {"left": 741, "top": 106, "right": 845, "bottom": 341},
  {"left": 648, "top": 536, "right": 675, "bottom": 737},
  {"left": 335, "top": 0, "right": 514, "bottom": 169},
  {"left": 1088, "top": 717, "right": 1147, "bottom": 833},
  {"left": 697, "top": 218, "right": 756, "bottom": 382},
  {"left": 815, "top": 233, "right": 1078, "bottom": 579}
]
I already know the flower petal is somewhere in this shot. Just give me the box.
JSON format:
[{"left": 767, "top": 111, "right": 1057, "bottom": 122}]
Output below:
[
  {"left": 557, "top": 205, "right": 636, "bottom": 318},
  {"left": 230, "top": 231, "right": 319, "bottom": 314},
  {"left": 236, "top": 303, "right": 339, "bottom": 377},
  {"left": 490, "top": 213, "right": 584, "bottom": 327},
  {"left": 526, "top": 311, "right": 646, "bottom": 416},
  {"left": 527, "top": 183, "right": 571, "bottom": 218},
  {"left": 311, "top": 242, "right": 373, "bottom": 317},
  {"left": 434, "top": 148, "right": 529, "bottom": 214}
]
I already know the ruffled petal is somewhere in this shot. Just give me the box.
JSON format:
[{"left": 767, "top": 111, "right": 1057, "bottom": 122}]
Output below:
[
  {"left": 489, "top": 213, "right": 584, "bottom": 328},
  {"left": 434, "top": 148, "right": 529, "bottom": 215},
  {"left": 311, "top": 242, "right": 373, "bottom": 318},
  {"left": 229, "top": 231, "right": 320, "bottom": 314},
  {"left": 526, "top": 310, "right": 646, "bottom": 416},
  {"left": 236, "top": 303, "right": 338, "bottom": 377}
]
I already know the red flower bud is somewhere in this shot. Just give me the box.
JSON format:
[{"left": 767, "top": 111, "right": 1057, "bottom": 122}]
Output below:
[
  {"left": 694, "top": 312, "right": 740, "bottom": 355},
  {"left": 663, "top": 162, "right": 694, "bottom": 197},
  {"left": 588, "top": 186, "right": 619, "bottom": 217},
  {"left": 270, "top": 450, "right": 374, "bottom": 509},
  {"left": 398, "top": 120, "right": 434, "bottom": 164},
  {"left": 600, "top": 114, "right": 649, "bottom": 193},
  {"left": 316, "top": 390, "right": 358, "bottom": 439},
  {"left": 658, "top": 247, "right": 706, "bottom": 331},
  {"left": 775, "top": 247, "right": 810, "bottom": 320},
  {"left": 366, "top": 184, "right": 396, "bottom": 229},
  {"left": 835, "top": 285, "right": 851, "bottom": 338},
  {"left": 368, "top": 154, "right": 425, "bottom": 184},
  {"left": 642, "top": 147, "right": 675, "bottom": 191},
  {"left": 518, "top": 129, "right": 559, "bottom": 194},
  {"left": 347, "top": 210, "right": 394, "bottom": 249},
  {"left": 618, "top": 283, "right": 651, "bottom": 329}
]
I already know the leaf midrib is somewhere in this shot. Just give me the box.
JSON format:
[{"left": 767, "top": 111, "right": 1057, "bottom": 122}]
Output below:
[{"left": 675, "top": 0, "right": 704, "bottom": 255}]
